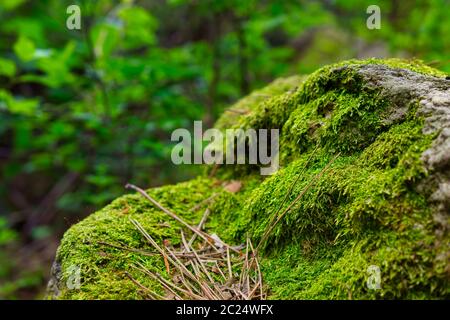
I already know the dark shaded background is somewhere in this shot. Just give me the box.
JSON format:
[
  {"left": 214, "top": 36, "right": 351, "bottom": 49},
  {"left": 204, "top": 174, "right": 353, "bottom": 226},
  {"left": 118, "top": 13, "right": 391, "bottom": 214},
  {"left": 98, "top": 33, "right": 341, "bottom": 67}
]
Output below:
[{"left": 0, "top": 0, "right": 448, "bottom": 299}]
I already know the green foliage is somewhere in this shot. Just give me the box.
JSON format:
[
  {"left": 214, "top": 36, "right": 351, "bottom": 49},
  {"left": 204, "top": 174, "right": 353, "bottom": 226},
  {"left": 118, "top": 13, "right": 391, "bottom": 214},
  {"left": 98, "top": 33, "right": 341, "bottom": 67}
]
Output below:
[
  {"left": 0, "top": 217, "right": 17, "bottom": 245},
  {"left": 1, "top": 0, "right": 448, "bottom": 299}
]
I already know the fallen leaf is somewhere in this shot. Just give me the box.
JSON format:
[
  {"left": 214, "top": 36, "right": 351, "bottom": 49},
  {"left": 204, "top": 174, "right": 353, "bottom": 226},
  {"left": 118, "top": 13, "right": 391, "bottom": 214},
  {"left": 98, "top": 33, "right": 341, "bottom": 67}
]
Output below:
[
  {"left": 121, "top": 202, "right": 131, "bottom": 214},
  {"left": 224, "top": 180, "right": 242, "bottom": 193}
]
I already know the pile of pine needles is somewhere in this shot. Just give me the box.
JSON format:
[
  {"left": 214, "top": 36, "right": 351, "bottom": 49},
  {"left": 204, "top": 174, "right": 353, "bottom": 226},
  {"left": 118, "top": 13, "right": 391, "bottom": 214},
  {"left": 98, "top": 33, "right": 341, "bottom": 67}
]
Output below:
[
  {"left": 121, "top": 152, "right": 339, "bottom": 300},
  {"left": 124, "top": 184, "right": 265, "bottom": 300}
]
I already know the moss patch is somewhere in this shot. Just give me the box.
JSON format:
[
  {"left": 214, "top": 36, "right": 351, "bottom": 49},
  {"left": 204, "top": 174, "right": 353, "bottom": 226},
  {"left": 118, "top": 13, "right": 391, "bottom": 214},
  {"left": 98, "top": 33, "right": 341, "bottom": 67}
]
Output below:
[{"left": 52, "top": 58, "right": 450, "bottom": 299}]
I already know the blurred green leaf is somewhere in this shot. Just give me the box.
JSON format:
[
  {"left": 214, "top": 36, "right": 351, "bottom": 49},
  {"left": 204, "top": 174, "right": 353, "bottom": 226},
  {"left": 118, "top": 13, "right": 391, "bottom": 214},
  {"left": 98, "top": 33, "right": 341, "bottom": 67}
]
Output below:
[
  {"left": 0, "top": 58, "right": 16, "bottom": 77},
  {"left": 0, "top": 90, "right": 38, "bottom": 115},
  {"left": 0, "top": 218, "right": 17, "bottom": 245},
  {"left": 13, "top": 35, "right": 35, "bottom": 62},
  {"left": 117, "top": 6, "right": 158, "bottom": 49},
  {"left": 31, "top": 226, "right": 52, "bottom": 240},
  {"left": 0, "top": 0, "right": 26, "bottom": 10}
]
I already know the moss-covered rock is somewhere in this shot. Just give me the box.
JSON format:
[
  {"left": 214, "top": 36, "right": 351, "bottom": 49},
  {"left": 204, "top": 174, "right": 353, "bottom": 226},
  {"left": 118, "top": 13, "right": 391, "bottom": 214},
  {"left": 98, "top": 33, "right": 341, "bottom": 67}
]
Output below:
[{"left": 48, "top": 59, "right": 450, "bottom": 299}]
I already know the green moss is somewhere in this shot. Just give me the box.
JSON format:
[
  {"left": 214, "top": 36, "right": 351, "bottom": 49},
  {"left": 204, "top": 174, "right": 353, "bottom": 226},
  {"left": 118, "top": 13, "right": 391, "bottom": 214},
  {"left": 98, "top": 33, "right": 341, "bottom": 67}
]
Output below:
[
  {"left": 360, "top": 58, "right": 448, "bottom": 78},
  {"left": 56, "top": 177, "right": 223, "bottom": 299},
  {"left": 214, "top": 76, "right": 305, "bottom": 130},
  {"left": 54, "top": 58, "right": 449, "bottom": 299}
]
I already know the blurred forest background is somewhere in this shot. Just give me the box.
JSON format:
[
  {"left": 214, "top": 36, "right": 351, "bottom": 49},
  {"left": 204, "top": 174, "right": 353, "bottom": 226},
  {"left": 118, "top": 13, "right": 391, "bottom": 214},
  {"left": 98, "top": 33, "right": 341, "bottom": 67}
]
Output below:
[{"left": 0, "top": 0, "right": 448, "bottom": 299}]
